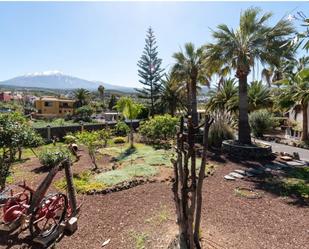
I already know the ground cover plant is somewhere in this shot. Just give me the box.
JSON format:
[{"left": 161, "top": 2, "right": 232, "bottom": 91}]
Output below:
[
  {"left": 263, "top": 166, "right": 309, "bottom": 200},
  {"left": 55, "top": 171, "right": 107, "bottom": 194}
]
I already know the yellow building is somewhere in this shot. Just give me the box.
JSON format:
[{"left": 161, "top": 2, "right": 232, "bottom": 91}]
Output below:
[{"left": 35, "top": 96, "right": 75, "bottom": 117}]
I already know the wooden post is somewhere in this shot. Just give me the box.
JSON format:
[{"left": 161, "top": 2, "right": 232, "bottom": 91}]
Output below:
[
  {"left": 80, "top": 121, "right": 84, "bottom": 132},
  {"left": 28, "top": 163, "right": 60, "bottom": 214},
  {"left": 47, "top": 125, "right": 51, "bottom": 141},
  {"left": 63, "top": 160, "right": 77, "bottom": 216}
]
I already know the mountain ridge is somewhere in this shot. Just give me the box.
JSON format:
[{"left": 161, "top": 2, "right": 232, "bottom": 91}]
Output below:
[{"left": 0, "top": 71, "right": 136, "bottom": 93}]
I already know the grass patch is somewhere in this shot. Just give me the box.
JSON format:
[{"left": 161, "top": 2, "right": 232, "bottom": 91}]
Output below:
[
  {"left": 234, "top": 187, "right": 262, "bottom": 199},
  {"left": 55, "top": 171, "right": 106, "bottom": 194},
  {"left": 264, "top": 167, "right": 309, "bottom": 200},
  {"left": 21, "top": 142, "right": 66, "bottom": 159},
  {"left": 95, "top": 164, "right": 158, "bottom": 186},
  {"left": 100, "top": 143, "right": 173, "bottom": 168},
  {"left": 281, "top": 167, "right": 309, "bottom": 199},
  {"left": 6, "top": 174, "right": 14, "bottom": 184},
  {"left": 145, "top": 205, "right": 170, "bottom": 225},
  {"left": 129, "top": 231, "right": 148, "bottom": 249}
]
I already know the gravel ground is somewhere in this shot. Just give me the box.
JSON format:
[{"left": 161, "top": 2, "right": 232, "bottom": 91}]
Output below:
[{"left": 0, "top": 153, "right": 308, "bottom": 249}]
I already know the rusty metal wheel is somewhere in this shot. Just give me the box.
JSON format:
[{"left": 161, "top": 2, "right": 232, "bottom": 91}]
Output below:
[{"left": 29, "top": 193, "right": 67, "bottom": 238}]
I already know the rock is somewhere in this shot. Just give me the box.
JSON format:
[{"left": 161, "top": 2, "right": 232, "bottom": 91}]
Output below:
[
  {"left": 234, "top": 169, "right": 246, "bottom": 175},
  {"left": 245, "top": 172, "right": 254, "bottom": 177},
  {"left": 102, "top": 239, "right": 111, "bottom": 247},
  {"left": 246, "top": 168, "right": 265, "bottom": 175},
  {"left": 224, "top": 175, "right": 236, "bottom": 180},
  {"left": 280, "top": 156, "right": 293, "bottom": 161},
  {"left": 286, "top": 160, "right": 306, "bottom": 167},
  {"left": 265, "top": 163, "right": 283, "bottom": 170},
  {"left": 293, "top": 152, "right": 300, "bottom": 160},
  {"left": 229, "top": 172, "right": 244, "bottom": 179}
]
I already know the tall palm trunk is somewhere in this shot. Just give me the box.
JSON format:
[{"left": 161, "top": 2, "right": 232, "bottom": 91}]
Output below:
[
  {"left": 238, "top": 74, "right": 251, "bottom": 144},
  {"left": 301, "top": 102, "right": 308, "bottom": 141},
  {"left": 130, "top": 119, "right": 134, "bottom": 148},
  {"left": 191, "top": 79, "right": 198, "bottom": 127}
]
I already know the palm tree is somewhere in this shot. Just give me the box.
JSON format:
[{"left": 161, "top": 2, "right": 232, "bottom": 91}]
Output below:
[
  {"left": 172, "top": 42, "right": 210, "bottom": 126},
  {"left": 206, "top": 78, "right": 238, "bottom": 114},
  {"left": 115, "top": 97, "right": 142, "bottom": 147},
  {"left": 248, "top": 81, "right": 272, "bottom": 112},
  {"left": 278, "top": 67, "right": 309, "bottom": 141},
  {"left": 159, "top": 72, "right": 186, "bottom": 116},
  {"left": 74, "top": 88, "right": 90, "bottom": 107},
  {"left": 98, "top": 85, "right": 105, "bottom": 103},
  {"left": 205, "top": 7, "right": 295, "bottom": 144}
]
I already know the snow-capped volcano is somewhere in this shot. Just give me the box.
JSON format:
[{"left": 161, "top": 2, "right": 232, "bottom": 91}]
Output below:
[
  {"left": 24, "top": 70, "right": 63, "bottom": 77},
  {"left": 0, "top": 71, "right": 135, "bottom": 92}
]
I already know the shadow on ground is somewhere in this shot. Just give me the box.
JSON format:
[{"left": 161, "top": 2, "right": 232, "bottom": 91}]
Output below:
[{"left": 225, "top": 155, "right": 309, "bottom": 207}]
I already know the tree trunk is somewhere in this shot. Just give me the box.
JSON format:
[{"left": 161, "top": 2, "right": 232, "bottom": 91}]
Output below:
[
  {"left": 90, "top": 152, "right": 98, "bottom": 170},
  {"left": 63, "top": 160, "right": 78, "bottom": 216},
  {"left": 130, "top": 120, "right": 134, "bottom": 148},
  {"left": 301, "top": 102, "right": 308, "bottom": 141},
  {"left": 172, "top": 116, "right": 213, "bottom": 249},
  {"left": 237, "top": 74, "right": 251, "bottom": 144},
  {"left": 194, "top": 116, "right": 213, "bottom": 248},
  {"left": 18, "top": 147, "right": 22, "bottom": 161},
  {"left": 0, "top": 160, "right": 10, "bottom": 191},
  {"left": 190, "top": 79, "right": 198, "bottom": 127}
]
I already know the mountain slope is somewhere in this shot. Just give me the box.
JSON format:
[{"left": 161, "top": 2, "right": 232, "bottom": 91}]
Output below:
[{"left": 0, "top": 71, "right": 135, "bottom": 93}]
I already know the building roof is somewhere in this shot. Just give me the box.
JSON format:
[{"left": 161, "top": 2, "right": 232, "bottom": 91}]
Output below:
[{"left": 39, "top": 96, "right": 75, "bottom": 102}]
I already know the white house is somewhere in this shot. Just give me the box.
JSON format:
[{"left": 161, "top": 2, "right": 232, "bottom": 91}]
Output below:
[{"left": 284, "top": 104, "right": 309, "bottom": 140}]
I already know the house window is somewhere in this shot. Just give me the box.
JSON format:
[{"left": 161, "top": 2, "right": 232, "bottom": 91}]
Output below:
[
  {"left": 61, "top": 102, "right": 69, "bottom": 108},
  {"left": 44, "top": 101, "right": 53, "bottom": 107},
  {"left": 59, "top": 110, "right": 62, "bottom": 114}
]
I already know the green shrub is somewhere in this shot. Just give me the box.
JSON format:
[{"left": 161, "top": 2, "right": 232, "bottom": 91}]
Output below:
[
  {"left": 39, "top": 148, "right": 72, "bottom": 168},
  {"left": 113, "top": 137, "right": 126, "bottom": 144},
  {"left": 55, "top": 171, "right": 106, "bottom": 194},
  {"left": 75, "top": 105, "right": 94, "bottom": 122},
  {"left": 208, "top": 119, "right": 235, "bottom": 148},
  {"left": 139, "top": 114, "right": 178, "bottom": 142},
  {"left": 63, "top": 134, "right": 77, "bottom": 144},
  {"left": 114, "top": 121, "right": 130, "bottom": 136},
  {"left": 249, "top": 109, "right": 277, "bottom": 138}
]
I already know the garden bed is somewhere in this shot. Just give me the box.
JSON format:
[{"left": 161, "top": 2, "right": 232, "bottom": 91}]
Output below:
[{"left": 222, "top": 140, "right": 272, "bottom": 159}]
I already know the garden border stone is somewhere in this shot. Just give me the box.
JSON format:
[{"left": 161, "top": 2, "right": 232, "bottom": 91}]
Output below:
[{"left": 222, "top": 140, "right": 272, "bottom": 159}]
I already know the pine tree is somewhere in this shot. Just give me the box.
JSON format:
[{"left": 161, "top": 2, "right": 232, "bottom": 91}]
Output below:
[
  {"left": 108, "top": 94, "right": 117, "bottom": 110},
  {"left": 136, "top": 27, "right": 164, "bottom": 117}
]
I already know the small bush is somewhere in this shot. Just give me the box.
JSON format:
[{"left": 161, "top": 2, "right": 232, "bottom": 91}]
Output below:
[
  {"left": 39, "top": 148, "right": 72, "bottom": 168},
  {"left": 55, "top": 171, "right": 106, "bottom": 194},
  {"left": 249, "top": 109, "right": 277, "bottom": 138},
  {"left": 139, "top": 114, "right": 178, "bottom": 143},
  {"left": 208, "top": 119, "right": 235, "bottom": 148},
  {"left": 63, "top": 134, "right": 77, "bottom": 144},
  {"left": 75, "top": 105, "right": 94, "bottom": 122},
  {"left": 113, "top": 137, "right": 126, "bottom": 144},
  {"left": 114, "top": 121, "right": 130, "bottom": 136}
]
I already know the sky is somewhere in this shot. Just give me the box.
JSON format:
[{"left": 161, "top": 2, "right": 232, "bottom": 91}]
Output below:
[{"left": 0, "top": 1, "right": 308, "bottom": 88}]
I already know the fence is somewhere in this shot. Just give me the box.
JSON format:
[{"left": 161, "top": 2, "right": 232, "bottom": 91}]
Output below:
[{"left": 34, "top": 120, "right": 140, "bottom": 140}]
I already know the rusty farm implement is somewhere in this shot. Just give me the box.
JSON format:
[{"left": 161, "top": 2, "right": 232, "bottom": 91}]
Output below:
[{"left": 0, "top": 159, "right": 78, "bottom": 246}]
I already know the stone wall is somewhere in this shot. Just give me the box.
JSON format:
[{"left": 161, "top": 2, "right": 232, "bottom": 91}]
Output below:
[
  {"left": 222, "top": 140, "right": 272, "bottom": 159},
  {"left": 34, "top": 120, "right": 140, "bottom": 140}
]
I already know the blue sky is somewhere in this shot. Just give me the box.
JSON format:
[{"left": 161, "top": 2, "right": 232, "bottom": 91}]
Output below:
[{"left": 0, "top": 1, "right": 307, "bottom": 87}]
